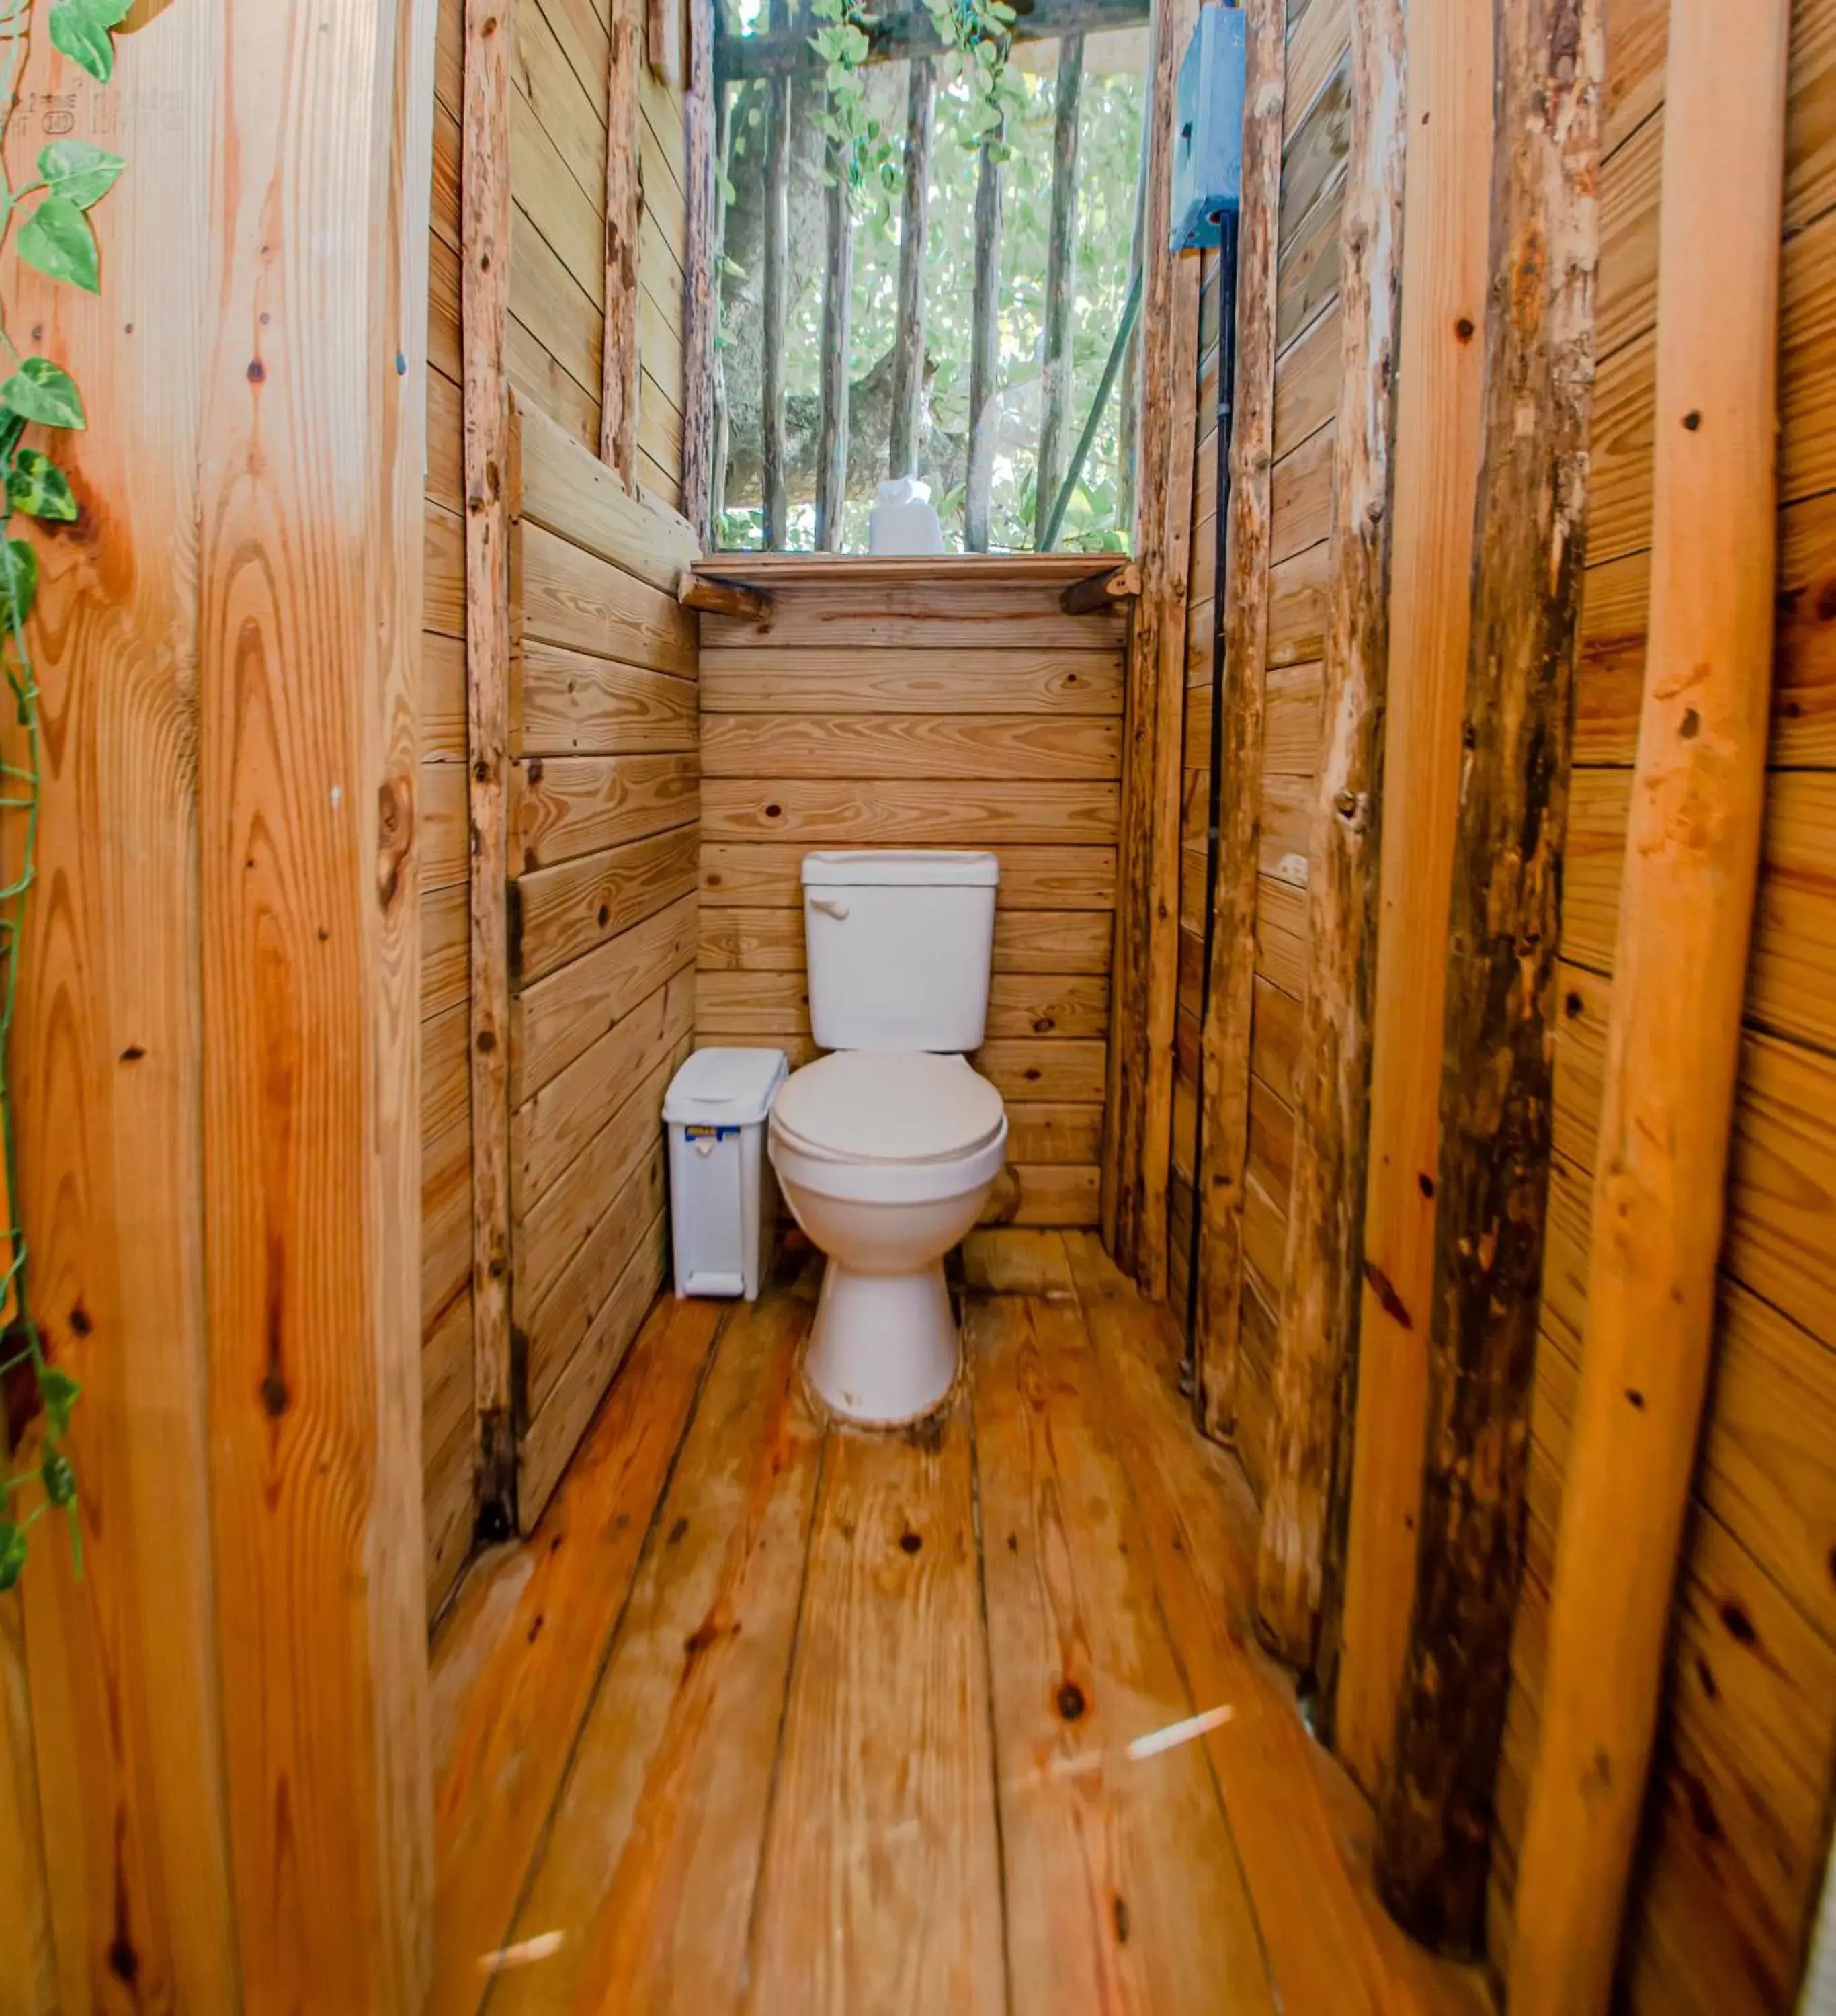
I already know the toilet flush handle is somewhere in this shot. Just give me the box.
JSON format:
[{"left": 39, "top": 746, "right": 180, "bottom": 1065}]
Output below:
[{"left": 808, "top": 897, "right": 850, "bottom": 921}]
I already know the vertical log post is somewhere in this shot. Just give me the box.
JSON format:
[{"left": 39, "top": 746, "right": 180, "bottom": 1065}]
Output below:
[
  {"left": 1335, "top": 0, "right": 1493, "bottom": 1795},
  {"left": 603, "top": 0, "right": 644, "bottom": 486},
  {"left": 965, "top": 131, "right": 1005, "bottom": 552},
  {"left": 761, "top": 0, "right": 792, "bottom": 544},
  {"left": 815, "top": 144, "right": 853, "bottom": 551},
  {"left": 889, "top": 56, "right": 935, "bottom": 479},
  {"left": 1102, "top": 0, "right": 1196, "bottom": 1271},
  {"left": 1035, "top": 33, "right": 1085, "bottom": 544},
  {"left": 1374, "top": 0, "right": 1601, "bottom": 1954},
  {"left": 710, "top": 81, "right": 733, "bottom": 528},
  {"left": 682, "top": 0, "right": 718, "bottom": 542},
  {"left": 1255, "top": 0, "right": 1408, "bottom": 1670},
  {"left": 462, "top": 0, "right": 517, "bottom": 1536},
  {"left": 199, "top": 0, "right": 438, "bottom": 1999},
  {"left": 1507, "top": 6, "right": 1790, "bottom": 2009},
  {"left": 1190, "top": 0, "right": 1284, "bottom": 1427}
]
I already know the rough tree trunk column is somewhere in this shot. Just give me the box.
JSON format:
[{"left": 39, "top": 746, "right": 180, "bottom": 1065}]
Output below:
[
  {"left": 1507, "top": 3, "right": 1790, "bottom": 2008},
  {"left": 1190, "top": 0, "right": 1285, "bottom": 1429},
  {"left": 1036, "top": 32, "right": 1085, "bottom": 543},
  {"left": 761, "top": 0, "right": 791, "bottom": 544},
  {"left": 1374, "top": 0, "right": 1601, "bottom": 1955},
  {"left": 1254, "top": 0, "right": 1408, "bottom": 1670},
  {"left": 816, "top": 137, "right": 853, "bottom": 550},
  {"left": 889, "top": 56, "right": 935, "bottom": 479},
  {"left": 965, "top": 128, "right": 1005, "bottom": 552}
]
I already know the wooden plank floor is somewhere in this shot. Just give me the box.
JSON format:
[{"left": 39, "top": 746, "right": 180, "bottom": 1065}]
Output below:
[{"left": 428, "top": 1229, "right": 1495, "bottom": 2016}]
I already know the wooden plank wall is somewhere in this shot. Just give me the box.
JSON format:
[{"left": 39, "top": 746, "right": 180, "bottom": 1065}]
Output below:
[
  {"left": 1489, "top": 1, "right": 1836, "bottom": 2007},
  {"left": 424, "top": 0, "right": 697, "bottom": 1607},
  {"left": 694, "top": 572, "right": 1128, "bottom": 1230},
  {"left": 1173, "top": 0, "right": 1350, "bottom": 1501},
  {"left": 507, "top": 401, "right": 701, "bottom": 1532},
  {"left": 433, "top": 0, "right": 690, "bottom": 503}
]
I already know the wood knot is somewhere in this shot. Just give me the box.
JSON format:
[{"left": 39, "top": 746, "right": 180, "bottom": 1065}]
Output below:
[
  {"left": 376, "top": 775, "right": 413, "bottom": 912},
  {"left": 1056, "top": 1681, "right": 1087, "bottom": 1721}
]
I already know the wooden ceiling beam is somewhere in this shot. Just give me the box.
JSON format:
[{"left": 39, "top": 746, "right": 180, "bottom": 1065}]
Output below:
[{"left": 715, "top": 0, "right": 1149, "bottom": 79}]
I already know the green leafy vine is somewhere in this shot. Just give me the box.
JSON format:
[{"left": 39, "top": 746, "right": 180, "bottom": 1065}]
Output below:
[
  {"left": 921, "top": 0, "right": 1023, "bottom": 162},
  {"left": 0, "top": 0, "right": 133, "bottom": 1593},
  {"left": 808, "top": 0, "right": 1024, "bottom": 222}
]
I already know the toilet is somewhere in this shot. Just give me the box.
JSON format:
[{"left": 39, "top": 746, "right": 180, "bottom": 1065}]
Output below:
[{"left": 767, "top": 850, "right": 1008, "bottom": 1424}]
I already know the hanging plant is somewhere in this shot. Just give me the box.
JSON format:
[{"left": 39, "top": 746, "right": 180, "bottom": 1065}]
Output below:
[
  {"left": 923, "top": 0, "right": 1024, "bottom": 161},
  {"left": 808, "top": 0, "right": 899, "bottom": 218},
  {"left": 0, "top": 0, "right": 134, "bottom": 1593}
]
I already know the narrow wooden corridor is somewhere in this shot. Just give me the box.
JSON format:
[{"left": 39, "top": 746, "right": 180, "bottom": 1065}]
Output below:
[{"left": 428, "top": 1230, "right": 1492, "bottom": 2015}]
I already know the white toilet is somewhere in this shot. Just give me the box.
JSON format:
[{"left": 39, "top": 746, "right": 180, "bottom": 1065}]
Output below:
[{"left": 767, "top": 851, "right": 1008, "bottom": 1425}]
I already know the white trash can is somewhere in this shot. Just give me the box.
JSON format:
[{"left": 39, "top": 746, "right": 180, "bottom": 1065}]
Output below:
[{"left": 663, "top": 1047, "right": 788, "bottom": 1300}]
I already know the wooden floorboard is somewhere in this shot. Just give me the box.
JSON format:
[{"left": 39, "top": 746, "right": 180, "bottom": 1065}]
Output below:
[
  {"left": 490, "top": 1279, "right": 822, "bottom": 2015},
  {"left": 744, "top": 1382, "right": 1008, "bottom": 2015},
  {"left": 427, "top": 1294, "right": 723, "bottom": 2015},
  {"left": 970, "top": 1273, "right": 1278, "bottom": 2013},
  {"left": 429, "top": 1232, "right": 1494, "bottom": 2016}
]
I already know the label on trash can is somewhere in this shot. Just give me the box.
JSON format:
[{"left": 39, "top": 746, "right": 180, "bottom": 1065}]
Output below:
[{"left": 684, "top": 1124, "right": 740, "bottom": 1141}]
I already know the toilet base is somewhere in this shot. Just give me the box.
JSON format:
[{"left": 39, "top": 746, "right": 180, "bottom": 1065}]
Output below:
[{"left": 804, "top": 1257, "right": 958, "bottom": 1425}]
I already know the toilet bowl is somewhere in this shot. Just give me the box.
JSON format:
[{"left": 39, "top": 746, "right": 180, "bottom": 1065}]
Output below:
[
  {"left": 770, "top": 1048, "right": 1007, "bottom": 1423},
  {"left": 769, "top": 848, "right": 1006, "bottom": 1425}
]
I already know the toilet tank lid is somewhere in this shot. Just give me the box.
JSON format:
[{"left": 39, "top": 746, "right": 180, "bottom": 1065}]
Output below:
[{"left": 800, "top": 849, "right": 999, "bottom": 888}]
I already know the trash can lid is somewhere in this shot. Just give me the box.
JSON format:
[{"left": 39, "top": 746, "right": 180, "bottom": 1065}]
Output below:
[{"left": 663, "top": 1046, "right": 788, "bottom": 1126}]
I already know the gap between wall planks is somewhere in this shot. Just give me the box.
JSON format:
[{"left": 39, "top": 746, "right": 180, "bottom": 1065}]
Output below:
[
  {"left": 464, "top": 0, "right": 519, "bottom": 1534},
  {"left": 1192, "top": 0, "right": 1286, "bottom": 1437},
  {"left": 1507, "top": 5, "right": 1792, "bottom": 2009},
  {"left": 604, "top": 0, "right": 645, "bottom": 486},
  {"left": 681, "top": 0, "right": 716, "bottom": 541},
  {"left": 198, "top": 0, "right": 440, "bottom": 2002},
  {"left": 1103, "top": 0, "right": 1200, "bottom": 1282},
  {"left": 1333, "top": 0, "right": 1491, "bottom": 1799},
  {"left": 1254, "top": 0, "right": 1407, "bottom": 1673},
  {"left": 1374, "top": 0, "right": 1602, "bottom": 1957}
]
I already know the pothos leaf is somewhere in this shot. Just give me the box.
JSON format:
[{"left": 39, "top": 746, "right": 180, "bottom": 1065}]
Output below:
[
  {"left": 7, "top": 448, "right": 77, "bottom": 522},
  {"left": 0, "top": 1523, "right": 25, "bottom": 1593},
  {"left": 40, "top": 1447, "right": 76, "bottom": 1509},
  {"left": 37, "top": 138, "right": 126, "bottom": 210},
  {"left": 0, "top": 539, "right": 40, "bottom": 633},
  {"left": 17, "top": 195, "right": 101, "bottom": 294},
  {"left": 46, "top": 0, "right": 118, "bottom": 83},
  {"left": 0, "top": 358, "right": 85, "bottom": 431},
  {"left": 38, "top": 1367, "right": 80, "bottom": 1437}
]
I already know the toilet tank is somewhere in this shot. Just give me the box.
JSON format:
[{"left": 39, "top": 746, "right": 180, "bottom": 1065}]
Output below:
[{"left": 801, "top": 851, "right": 998, "bottom": 1052}]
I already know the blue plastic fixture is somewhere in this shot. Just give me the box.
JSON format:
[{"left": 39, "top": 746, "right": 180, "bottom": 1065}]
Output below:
[{"left": 1169, "top": 3, "right": 1247, "bottom": 253}]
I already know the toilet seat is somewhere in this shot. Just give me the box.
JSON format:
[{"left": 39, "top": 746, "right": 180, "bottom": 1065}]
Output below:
[
  {"left": 769, "top": 1050, "right": 1005, "bottom": 1166},
  {"left": 769, "top": 1050, "right": 1007, "bottom": 1206}
]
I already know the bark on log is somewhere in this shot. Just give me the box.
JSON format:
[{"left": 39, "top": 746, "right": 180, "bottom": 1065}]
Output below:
[
  {"left": 760, "top": 0, "right": 791, "bottom": 542},
  {"left": 1374, "top": 0, "right": 1601, "bottom": 1954},
  {"left": 965, "top": 132, "right": 1005, "bottom": 552},
  {"left": 1255, "top": 0, "right": 1407, "bottom": 1672},
  {"left": 462, "top": 0, "right": 517, "bottom": 1532},
  {"left": 1190, "top": 0, "right": 1284, "bottom": 1424},
  {"left": 1102, "top": 0, "right": 1198, "bottom": 1268},
  {"left": 1335, "top": 0, "right": 1493, "bottom": 1800},
  {"left": 682, "top": 0, "right": 718, "bottom": 541},
  {"left": 816, "top": 146, "right": 853, "bottom": 549},
  {"left": 603, "top": 0, "right": 644, "bottom": 486},
  {"left": 1507, "top": 5, "right": 1790, "bottom": 2008},
  {"left": 890, "top": 57, "right": 936, "bottom": 479},
  {"left": 1035, "top": 34, "right": 1085, "bottom": 544}
]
